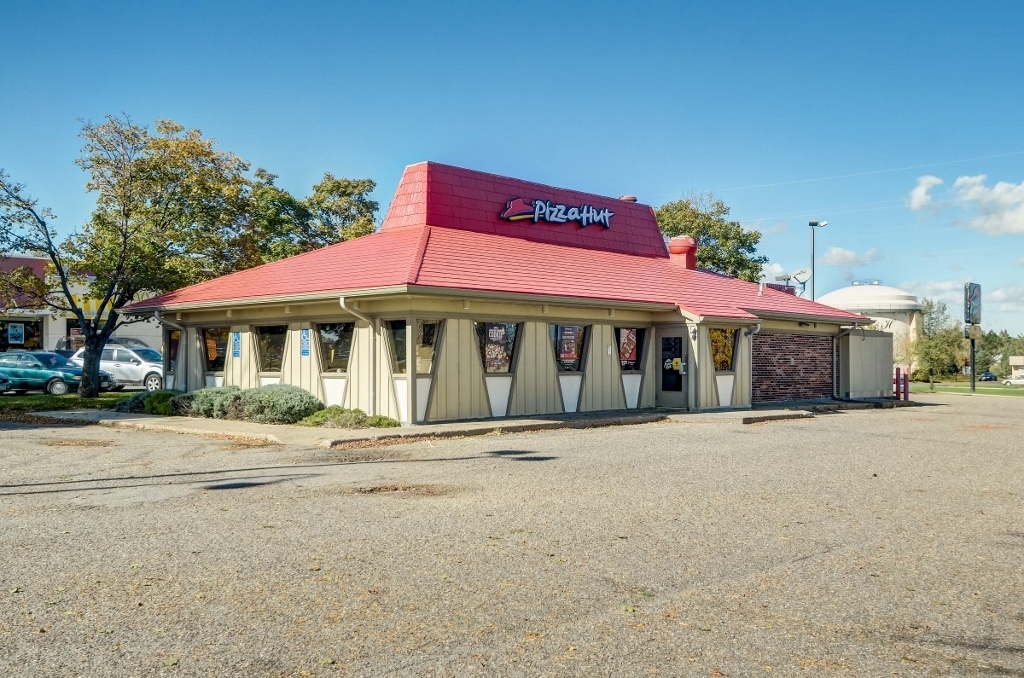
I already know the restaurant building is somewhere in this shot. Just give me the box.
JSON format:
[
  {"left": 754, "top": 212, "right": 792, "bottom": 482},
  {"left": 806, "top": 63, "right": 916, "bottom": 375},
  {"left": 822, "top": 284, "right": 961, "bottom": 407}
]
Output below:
[{"left": 125, "top": 162, "right": 881, "bottom": 423}]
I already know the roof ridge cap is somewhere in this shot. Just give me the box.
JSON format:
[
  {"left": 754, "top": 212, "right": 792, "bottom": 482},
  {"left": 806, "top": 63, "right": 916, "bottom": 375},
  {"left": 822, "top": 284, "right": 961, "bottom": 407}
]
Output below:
[{"left": 408, "top": 226, "right": 431, "bottom": 283}]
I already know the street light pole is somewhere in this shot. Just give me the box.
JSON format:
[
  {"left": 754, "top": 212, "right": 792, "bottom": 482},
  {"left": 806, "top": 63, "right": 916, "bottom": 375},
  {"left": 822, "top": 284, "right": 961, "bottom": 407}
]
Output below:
[{"left": 809, "top": 220, "right": 828, "bottom": 301}]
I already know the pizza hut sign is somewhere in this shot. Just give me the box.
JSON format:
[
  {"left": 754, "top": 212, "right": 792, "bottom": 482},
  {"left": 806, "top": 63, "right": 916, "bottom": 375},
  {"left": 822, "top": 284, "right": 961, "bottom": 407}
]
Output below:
[{"left": 500, "top": 197, "right": 614, "bottom": 229}]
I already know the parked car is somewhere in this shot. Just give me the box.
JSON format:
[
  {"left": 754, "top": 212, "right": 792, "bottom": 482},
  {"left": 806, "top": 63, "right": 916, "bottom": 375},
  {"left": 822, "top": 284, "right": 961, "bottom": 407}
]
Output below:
[
  {"left": 53, "top": 335, "right": 155, "bottom": 359},
  {"left": 1003, "top": 375, "right": 1024, "bottom": 386},
  {"left": 0, "top": 352, "right": 117, "bottom": 395},
  {"left": 0, "top": 372, "right": 10, "bottom": 393},
  {"left": 978, "top": 371, "right": 998, "bottom": 382},
  {"left": 69, "top": 344, "right": 163, "bottom": 391}
]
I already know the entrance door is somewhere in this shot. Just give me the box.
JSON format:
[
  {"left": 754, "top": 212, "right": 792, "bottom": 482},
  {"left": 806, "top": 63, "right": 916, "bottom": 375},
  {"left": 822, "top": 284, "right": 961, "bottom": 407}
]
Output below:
[{"left": 656, "top": 331, "right": 688, "bottom": 409}]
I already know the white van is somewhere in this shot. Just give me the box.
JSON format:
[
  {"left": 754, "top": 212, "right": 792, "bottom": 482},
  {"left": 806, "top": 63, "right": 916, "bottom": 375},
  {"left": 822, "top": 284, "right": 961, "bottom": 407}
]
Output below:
[{"left": 69, "top": 344, "right": 164, "bottom": 391}]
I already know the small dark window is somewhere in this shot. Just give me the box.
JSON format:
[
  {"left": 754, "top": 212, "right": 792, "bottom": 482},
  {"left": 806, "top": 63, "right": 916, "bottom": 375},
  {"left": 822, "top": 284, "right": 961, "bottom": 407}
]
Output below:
[
  {"left": 256, "top": 325, "right": 288, "bottom": 373},
  {"left": 661, "top": 336, "right": 684, "bottom": 392},
  {"left": 387, "top": 320, "right": 408, "bottom": 373},
  {"left": 317, "top": 323, "right": 355, "bottom": 373},
  {"left": 475, "top": 322, "right": 519, "bottom": 374},
  {"left": 202, "top": 327, "right": 230, "bottom": 372},
  {"left": 709, "top": 328, "right": 737, "bottom": 372},
  {"left": 100, "top": 349, "right": 115, "bottom": 361},
  {"left": 615, "top": 328, "right": 647, "bottom": 372},
  {"left": 167, "top": 330, "right": 181, "bottom": 373},
  {"left": 550, "top": 325, "right": 589, "bottom": 372}
]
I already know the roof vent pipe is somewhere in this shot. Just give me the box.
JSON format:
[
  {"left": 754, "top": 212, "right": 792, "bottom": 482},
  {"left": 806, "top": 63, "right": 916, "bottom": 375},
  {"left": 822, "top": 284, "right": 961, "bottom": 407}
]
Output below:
[
  {"left": 668, "top": 236, "right": 698, "bottom": 269},
  {"left": 619, "top": 195, "right": 638, "bottom": 202}
]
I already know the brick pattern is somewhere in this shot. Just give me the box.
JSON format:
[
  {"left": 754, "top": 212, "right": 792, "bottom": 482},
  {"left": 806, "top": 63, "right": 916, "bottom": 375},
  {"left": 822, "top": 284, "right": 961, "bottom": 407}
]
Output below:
[{"left": 752, "top": 332, "right": 833, "bottom": 402}]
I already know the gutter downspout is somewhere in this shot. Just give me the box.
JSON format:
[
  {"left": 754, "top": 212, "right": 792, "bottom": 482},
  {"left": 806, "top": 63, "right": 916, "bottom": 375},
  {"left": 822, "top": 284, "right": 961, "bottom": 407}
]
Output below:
[
  {"left": 340, "top": 297, "right": 376, "bottom": 416},
  {"left": 833, "top": 324, "right": 860, "bottom": 400}
]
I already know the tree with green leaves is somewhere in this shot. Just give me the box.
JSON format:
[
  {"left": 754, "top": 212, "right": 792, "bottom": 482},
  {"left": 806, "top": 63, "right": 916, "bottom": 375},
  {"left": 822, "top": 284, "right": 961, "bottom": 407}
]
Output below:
[
  {"left": 655, "top": 193, "right": 768, "bottom": 282},
  {"left": 913, "top": 298, "right": 967, "bottom": 379},
  {"left": 1, "top": 115, "right": 378, "bottom": 397}
]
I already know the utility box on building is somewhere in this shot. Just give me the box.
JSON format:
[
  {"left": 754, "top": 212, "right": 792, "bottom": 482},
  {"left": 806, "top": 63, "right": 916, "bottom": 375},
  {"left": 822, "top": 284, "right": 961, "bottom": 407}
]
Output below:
[{"left": 838, "top": 330, "right": 893, "bottom": 399}]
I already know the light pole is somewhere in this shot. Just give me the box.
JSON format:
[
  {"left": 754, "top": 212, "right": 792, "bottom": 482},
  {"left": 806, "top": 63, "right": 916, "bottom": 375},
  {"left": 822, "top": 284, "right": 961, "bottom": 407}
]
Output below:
[{"left": 809, "top": 220, "right": 827, "bottom": 300}]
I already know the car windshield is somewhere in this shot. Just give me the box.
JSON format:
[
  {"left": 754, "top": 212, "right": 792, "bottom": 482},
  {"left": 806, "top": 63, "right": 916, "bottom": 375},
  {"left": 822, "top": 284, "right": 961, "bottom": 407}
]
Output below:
[
  {"left": 33, "top": 353, "right": 70, "bottom": 368},
  {"left": 134, "top": 348, "right": 163, "bottom": 363}
]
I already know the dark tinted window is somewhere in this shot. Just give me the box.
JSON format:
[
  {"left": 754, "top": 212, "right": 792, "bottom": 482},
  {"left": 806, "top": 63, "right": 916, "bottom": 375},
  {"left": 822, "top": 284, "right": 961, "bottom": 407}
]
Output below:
[
  {"left": 387, "top": 320, "right": 407, "bottom": 373},
  {"left": 550, "top": 325, "right": 588, "bottom": 372},
  {"left": 202, "top": 328, "right": 230, "bottom": 371},
  {"left": 101, "top": 349, "right": 115, "bottom": 361},
  {"left": 615, "top": 328, "right": 647, "bottom": 372},
  {"left": 318, "top": 323, "right": 355, "bottom": 373},
  {"left": 256, "top": 326, "right": 288, "bottom": 372},
  {"left": 475, "top": 322, "right": 519, "bottom": 374}
]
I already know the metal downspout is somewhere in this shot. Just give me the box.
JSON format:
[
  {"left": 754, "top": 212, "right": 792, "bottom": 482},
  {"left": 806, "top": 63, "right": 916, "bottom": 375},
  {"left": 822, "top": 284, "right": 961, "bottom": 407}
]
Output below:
[{"left": 340, "top": 297, "right": 376, "bottom": 416}]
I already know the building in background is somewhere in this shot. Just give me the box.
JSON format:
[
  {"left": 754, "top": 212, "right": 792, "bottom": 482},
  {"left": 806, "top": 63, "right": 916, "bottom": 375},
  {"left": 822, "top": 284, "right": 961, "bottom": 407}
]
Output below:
[
  {"left": 0, "top": 255, "right": 163, "bottom": 352},
  {"left": 817, "top": 282, "right": 921, "bottom": 367}
]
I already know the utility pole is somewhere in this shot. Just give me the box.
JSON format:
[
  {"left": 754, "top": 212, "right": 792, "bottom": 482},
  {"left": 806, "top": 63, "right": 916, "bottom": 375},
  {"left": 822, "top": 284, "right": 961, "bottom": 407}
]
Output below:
[{"left": 809, "top": 220, "right": 828, "bottom": 301}]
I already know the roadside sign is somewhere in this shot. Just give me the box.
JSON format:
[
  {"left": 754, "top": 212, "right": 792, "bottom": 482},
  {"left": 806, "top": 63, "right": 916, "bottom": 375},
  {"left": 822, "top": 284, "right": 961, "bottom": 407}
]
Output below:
[
  {"left": 300, "top": 328, "right": 310, "bottom": 357},
  {"left": 964, "top": 282, "right": 982, "bottom": 325}
]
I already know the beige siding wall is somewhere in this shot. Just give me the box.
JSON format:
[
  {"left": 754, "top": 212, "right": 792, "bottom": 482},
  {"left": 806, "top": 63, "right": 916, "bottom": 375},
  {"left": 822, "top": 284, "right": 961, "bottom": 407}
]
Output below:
[
  {"left": 342, "top": 321, "right": 373, "bottom": 412},
  {"left": 730, "top": 330, "right": 753, "bottom": 408},
  {"left": 580, "top": 324, "right": 626, "bottom": 412},
  {"left": 509, "top": 321, "right": 562, "bottom": 416},
  {"left": 280, "top": 323, "right": 325, "bottom": 401},
  {"left": 639, "top": 327, "right": 657, "bottom": 408},
  {"left": 695, "top": 326, "right": 720, "bottom": 410},
  {"left": 376, "top": 339, "right": 400, "bottom": 421},
  {"left": 427, "top": 318, "right": 490, "bottom": 421},
  {"left": 223, "top": 325, "right": 260, "bottom": 390}
]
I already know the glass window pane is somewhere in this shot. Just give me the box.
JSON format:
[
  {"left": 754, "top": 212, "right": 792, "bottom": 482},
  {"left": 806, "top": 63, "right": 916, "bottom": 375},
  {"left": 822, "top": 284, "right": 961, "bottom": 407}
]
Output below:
[
  {"left": 167, "top": 330, "right": 181, "bottom": 373},
  {"left": 615, "top": 328, "right": 647, "bottom": 372},
  {"left": 710, "top": 328, "right": 737, "bottom": 371},
  {"left": 101, "top": 349, "right": 115, "bottom": 361},
  {"left": 388, "top": 320, "right": 407, "bottom": 374},
  {"left": 256, "top": 325, "right": 288, "bottom": 372},
  {"left": 416, "top": 321, "right": 439, "bottom": 373},
  {"left": 550, "top": 325, "right": 588, "bottom": 372},
  {"left": 1, "top": 320, "right": 42, "bottom": 352},
  {"left": 475, "top": 322, "right": 519, "bottom": 374},
  {"left": 317, "top": 323, "right": 355, "bottom": 373},
  {"left": 202, "top": 327, "right": 230, "bottom": 372},
  {"left": 661, "top": 336, "right": 684, "bottom": 391}
]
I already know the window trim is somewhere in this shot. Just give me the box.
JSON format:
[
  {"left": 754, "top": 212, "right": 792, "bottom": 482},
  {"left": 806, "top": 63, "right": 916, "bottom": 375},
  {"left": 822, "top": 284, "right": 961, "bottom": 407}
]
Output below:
[{"left": 549, "top": 324, "right": 591, "bottom": 374}]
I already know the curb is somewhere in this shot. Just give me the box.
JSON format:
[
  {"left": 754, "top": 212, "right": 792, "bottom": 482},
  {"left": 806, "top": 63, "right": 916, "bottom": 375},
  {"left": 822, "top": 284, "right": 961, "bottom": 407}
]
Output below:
[
  {"left": 66, "top": 416, "right": 285, "bottom": 445},
  {"left": 740, "top": 412, "right": 814, "bottom": 424}
]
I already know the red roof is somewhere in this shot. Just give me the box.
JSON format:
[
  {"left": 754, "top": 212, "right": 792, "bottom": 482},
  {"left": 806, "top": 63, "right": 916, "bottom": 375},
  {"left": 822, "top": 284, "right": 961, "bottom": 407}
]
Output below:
[{"left": 127, "top": 162, "right": 865, "bottom": 323}]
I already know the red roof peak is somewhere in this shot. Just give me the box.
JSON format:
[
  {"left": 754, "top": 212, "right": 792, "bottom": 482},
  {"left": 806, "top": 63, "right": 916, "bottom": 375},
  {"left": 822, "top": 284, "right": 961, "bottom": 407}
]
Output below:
[{"left": 381, "top": 162, "right": 670, "bottom": 258}]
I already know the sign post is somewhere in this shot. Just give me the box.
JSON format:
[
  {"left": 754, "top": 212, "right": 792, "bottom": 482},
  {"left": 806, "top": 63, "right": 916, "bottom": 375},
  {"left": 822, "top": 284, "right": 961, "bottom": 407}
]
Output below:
[{"left": 964, "top": 283, "right": 982, "bottom": 394}]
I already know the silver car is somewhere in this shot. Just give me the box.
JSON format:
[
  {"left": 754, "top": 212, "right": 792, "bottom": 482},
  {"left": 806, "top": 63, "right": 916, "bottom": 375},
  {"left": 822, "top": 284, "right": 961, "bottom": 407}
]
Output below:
[{"left": 70, "top": 345, "right": 164, "bottom": 391}]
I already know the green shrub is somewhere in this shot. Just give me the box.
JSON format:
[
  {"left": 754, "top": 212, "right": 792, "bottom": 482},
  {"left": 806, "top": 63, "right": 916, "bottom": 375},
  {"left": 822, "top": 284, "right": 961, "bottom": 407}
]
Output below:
[
  {"left": 297, "top": 406, "right": 400, "bottom": 429},
  {"left": 236, "top": 384, "right": 323, "bottom": 424},
  {"left": 114, "top": 391, "right": 151, "bottom": 413},
  {"left": 364, "top": 414, "right": 401, "bottom": 428},
  {"left": 169, "top": 393, "right": 195, "bottom": 416},
  {"left": 143, "top": 391, "right": 176, "bottom": 415},
  {"left": 191, "top": 386, "right": 242, "bottom": 419}
]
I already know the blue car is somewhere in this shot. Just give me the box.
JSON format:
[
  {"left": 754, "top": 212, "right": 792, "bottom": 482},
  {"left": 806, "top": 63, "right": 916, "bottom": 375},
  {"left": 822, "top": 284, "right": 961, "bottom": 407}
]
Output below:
[
  {"left": 0, "top": 371, "right": 10, "bottom": 393},
  {"left": 0, "top": 352, "right": 116, "bottom": 395}
]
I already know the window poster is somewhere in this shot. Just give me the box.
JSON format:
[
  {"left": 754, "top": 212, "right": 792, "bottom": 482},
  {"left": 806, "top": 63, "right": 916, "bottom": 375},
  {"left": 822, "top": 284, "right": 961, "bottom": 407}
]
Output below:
[
  {"left": 559, "top": 326, "right": 579, "bottom": 361},
  {"left": 7, "top": 323, "right": 25, "bottom": 345},
  {"left": 481, "top": 323, "right": 516, "bottom": 373},
  {"left": 619, "top": 328, "right": 637, "bottom": 367}
]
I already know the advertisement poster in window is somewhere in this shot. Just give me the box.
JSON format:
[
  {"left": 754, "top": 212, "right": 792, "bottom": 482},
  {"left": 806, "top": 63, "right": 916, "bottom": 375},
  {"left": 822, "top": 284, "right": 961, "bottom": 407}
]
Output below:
[
  {"left": 559, "top": 326, "right": 578, "bottom": 361},
  {"left": 484, "top": 323, "right": 512, "bottom": 372},
  {"left": 619, "top": 328, "right": 637, "bottom": 368},
  {"left": 7, "top": 323, "right": 24, "bottom": 345},
  {"left": 300, "top": 329, "right": 310, "bottom": 357}
]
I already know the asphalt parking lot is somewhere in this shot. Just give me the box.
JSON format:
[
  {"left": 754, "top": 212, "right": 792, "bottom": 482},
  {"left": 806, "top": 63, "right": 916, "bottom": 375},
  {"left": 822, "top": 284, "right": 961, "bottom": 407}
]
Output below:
[{"left": 1, "top": 393, "right": 1022, "bottom": 677}]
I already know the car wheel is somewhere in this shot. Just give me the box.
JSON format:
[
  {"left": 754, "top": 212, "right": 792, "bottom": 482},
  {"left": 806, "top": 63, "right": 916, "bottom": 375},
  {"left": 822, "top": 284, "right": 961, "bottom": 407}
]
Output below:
[
  {"left": 47, "top": 379, "right": 69, "bottom": 396},
  {"left": 144, "top": 373, "right": 163, "bottom": 391}
]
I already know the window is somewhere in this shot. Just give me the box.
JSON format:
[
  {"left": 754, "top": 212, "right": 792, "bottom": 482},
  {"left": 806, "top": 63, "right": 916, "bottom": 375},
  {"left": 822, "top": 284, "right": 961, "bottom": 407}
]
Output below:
[
  {"left": 256, "top": 325, "right": 288, "bottom": 372},
  {"left": 202, "top": 327, "right": 229, "bottom": 372},
  {"left": 475, "top": 322, "right": 519, "bottom": 374},
  {"left": 416, "top": 321, "right": 439, "bottom": 373},
  {"left": 101, "top": 349, "right": 115, "bottom": 362},
  {"left": 317, "top": 322, "right": 355, "bottom": 373},
  {"left": 167, "top": 330, "right": 181, "bottom": 373},
  {"left": 615, "top": 328, "right": 647, "bottom": 372},
  {"left": 661, "top": 336, "right": 684, "bottom": 392},
  {"left": 709, "top": 328, "right": 738, "bottom": 372},
  {"left": 549, "top": 325, "right": 589, "bottom": 372},
  {"left": 0, "top": 355, "right": 17, "bottom": 368},
  {"left": 387, "top": 320, "right": 407, "bottom": 373},
  {"left": 1, "top": 319, "right": 42, "bottom": 352}
]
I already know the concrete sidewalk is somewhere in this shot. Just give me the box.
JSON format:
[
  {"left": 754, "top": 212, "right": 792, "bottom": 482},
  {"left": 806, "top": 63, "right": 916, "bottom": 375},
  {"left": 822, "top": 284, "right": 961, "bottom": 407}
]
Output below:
[{"left": 33, "top": 406, "right": 817, "bottom": 447}]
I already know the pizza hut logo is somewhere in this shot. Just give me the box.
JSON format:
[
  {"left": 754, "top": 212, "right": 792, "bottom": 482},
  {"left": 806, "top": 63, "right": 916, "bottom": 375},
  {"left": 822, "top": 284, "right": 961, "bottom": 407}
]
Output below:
[{"left": 500, "top": 198, "right": 614, "bottom": 229}]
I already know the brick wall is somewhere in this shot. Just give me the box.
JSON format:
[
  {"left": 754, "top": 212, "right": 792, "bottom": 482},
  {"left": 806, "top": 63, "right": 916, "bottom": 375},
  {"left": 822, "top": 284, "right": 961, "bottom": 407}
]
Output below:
[{"left": 752, "top": 332, "right": 833, "bottom": 402}]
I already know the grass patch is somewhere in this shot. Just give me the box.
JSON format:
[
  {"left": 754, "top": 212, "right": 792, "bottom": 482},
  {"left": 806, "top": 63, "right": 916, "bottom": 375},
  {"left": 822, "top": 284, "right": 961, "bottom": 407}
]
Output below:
[
  {"left": 0, "top": 392, "right": 131, "bottom": 416},
  {"left": 912, "top": 382, "right": 1024, "bottom": 397}
]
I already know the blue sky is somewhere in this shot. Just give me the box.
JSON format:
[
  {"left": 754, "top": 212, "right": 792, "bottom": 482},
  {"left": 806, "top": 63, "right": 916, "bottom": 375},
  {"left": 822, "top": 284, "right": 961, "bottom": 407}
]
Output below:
[{"left": 2, "top": 0, "right": 1023, "bottom": 331}]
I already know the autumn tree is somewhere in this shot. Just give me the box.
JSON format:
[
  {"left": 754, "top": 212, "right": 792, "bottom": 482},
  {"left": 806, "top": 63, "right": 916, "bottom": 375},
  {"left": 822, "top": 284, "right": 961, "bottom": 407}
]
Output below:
[{"left": 655, "top": 193, "right": 768, "bottom": 282}]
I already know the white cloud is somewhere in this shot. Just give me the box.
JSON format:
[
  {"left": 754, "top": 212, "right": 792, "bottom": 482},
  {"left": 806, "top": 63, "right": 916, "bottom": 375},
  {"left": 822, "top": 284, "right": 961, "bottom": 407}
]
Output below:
[
  {"left": 899, "top": 278, "right": 970, "bottom": 306},
  {"left": 1013, "top": 257, "right": 1024, "bottom": 267},
  {"left": 990, "top": 285, "right": 1024, "bottom": 303},
  {"left": 820, "top": 247, "right": 883, "bottom": 266},
  {"left": 760, "top": 262, "right": 788, "bottom": 281},
  {"left": 952, "top": 174, "right": 1024, "bottom": 235},
  {"left": 907, "top": 175, "right": 943, "bottom": 210}
]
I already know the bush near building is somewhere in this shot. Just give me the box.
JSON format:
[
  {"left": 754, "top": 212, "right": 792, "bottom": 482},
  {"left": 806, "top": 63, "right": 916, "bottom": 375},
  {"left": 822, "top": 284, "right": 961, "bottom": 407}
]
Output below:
[
  {"left": 114, "top": 384, "right": 329, "bottom": 425},
  {"left": 297, "top": 406, "right": 400, "bottom": 429}
]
